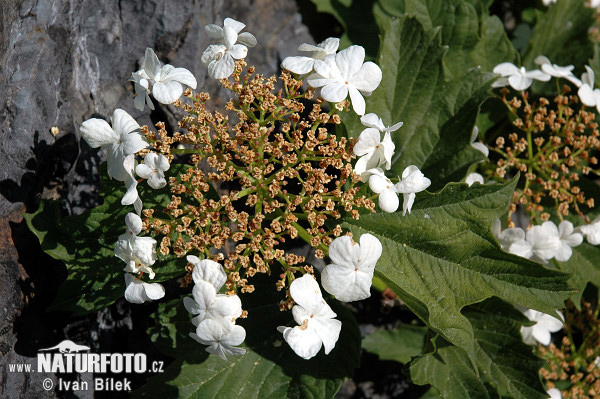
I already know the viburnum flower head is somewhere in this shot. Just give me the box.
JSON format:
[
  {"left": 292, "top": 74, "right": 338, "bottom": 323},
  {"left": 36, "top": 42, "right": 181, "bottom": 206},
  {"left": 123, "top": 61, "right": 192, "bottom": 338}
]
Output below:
[
  {"left": 190, "top": 318, "right": 246, "bottom": 360},
  {"left": 114, "top": 213, "right": 157, "bottom": 278},
  {"left": 368, "top": 169, "right": 399, "bottom": 213},
  {"left": 535, "top": 55, "right": 582, "bottom": 86},
  {"left": 520, "top": 309, "right": 563, "bottom": 346},
  {"left": 80, "top": 109, "right": 147, "bottom": 181},
  {"left": 124, "top": 273, "right": 165, "bottom": 304},
  {"left": 307, "top": 45, "right": 382, "bottom": 115},
  {"left": 282, "top": 37, "right": 339, "bottom": 75},
  {"left": 278, "top": 274, "right": 342, "bottom": 360},
  {"left": 353, "top": 113, "right": 401, "bottom": 175},
  {"left": 394, "top": 165, "right": 431, "bottom": 215},
  {"left": 321, "top": 234, "right": 382, "bottom": 302},
  {"left": 578, "top": 215, "right": 600, "bottom": 245},
  {"left": 492, "top": 62, "right": 551, "bottom": 90},
  {"left": 132, "top": 48, "right": 197, "bottom": 108},
  {"left": 202, "top": 18, "right": 257, "bottom": 79},
  {"left": 136, "top": 152, "right": 170, "bottom": 189}
]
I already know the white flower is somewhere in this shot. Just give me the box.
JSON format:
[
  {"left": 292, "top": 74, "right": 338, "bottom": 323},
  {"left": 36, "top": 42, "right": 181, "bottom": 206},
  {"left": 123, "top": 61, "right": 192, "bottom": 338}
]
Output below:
[
  {"left": 129, "top": 70, "right": 154, "bottom": 111},
  {"left": 368, "top": 169, "right": 399, "bottom": 213},
  {"left": 135, "top": 152, "right": 170, "bottom": 189},
  {"left": 465, "top": 173, "right": 484, "bottom": 186},
  {"left": 353, "top": 113, "right": 401, "bottom": 175},
  {"left": 188, "top": 255, "right": 228, "bottom": 289},
  {"left": 578, "top": 215, "right": 600, "bottom": 245},
  {"left": 202, "top": 18, "right": 256, "bottom": 79},
  {"left": 492, "top": 62, "right": 551, "bottom": 90},
  {"left": 190, "top": 318, "right": 246, "bottom": 360},
  {"left": 183, "top": 281, "right": 242, "bottom": 326},
  {"left": 555, "top": 220, "right": 583, "bottom": 262},
  {"left": 321, "top": 234, "right": 382, "bottom": 302},
  {"left": 282, "top": 37, "right": 339, "bottom": 75},
  {"left": 491, "top": 219, "right": 527, "bottom": 252},
  {"left": 470, "top": 126, "right": 489, "bottom": 157},
  {"left": 122, "top": 154, "right": 143, "bottom": 215},
  {"left": 307, "top": 46, "right": 382, "bottom": 116},
  {"left": 535, "top": 55, "right": 582, "bottom": 86},
  {"left": 520, "top": 309, "right": 563, "bottom": 346},
  {"left": 139, "top": 48, "right": 198, "bottom": 105},
  {"left": 546, "top": 388, "right": 561, "bottom": 399},
  {"left": 114, "top": 213, "right": 157, "bottom": 278},
  {"left": 527, "top": 221, "right": 561, "bottom": 261},
  {"left": 124, "top": 273, "right": 165, "bottom": 304},
  {"left": 578, "top": 66, "right": 600, "bottom": 112},
  {"left": 394, "top": 165, "right": 431, "bottom": 216},
  {"left": 80, "top": 109, "right": 147, "bottom": 181},
  {"left": 277, "top": 274, "right": 342, "bottom": 360}
]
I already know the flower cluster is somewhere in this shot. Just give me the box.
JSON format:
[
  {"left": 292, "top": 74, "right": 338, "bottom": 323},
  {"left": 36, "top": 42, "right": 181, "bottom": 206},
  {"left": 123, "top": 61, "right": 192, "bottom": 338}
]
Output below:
[{"left": 76, "top": 17, "right": 437, "bottom": 362}]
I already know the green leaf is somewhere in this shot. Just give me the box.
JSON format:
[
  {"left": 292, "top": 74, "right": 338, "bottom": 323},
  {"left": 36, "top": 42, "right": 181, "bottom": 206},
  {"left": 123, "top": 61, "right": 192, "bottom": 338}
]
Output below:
[
  {"left": 23, "top": 166, "right": 191, "bottom": 315},
  {"left": 555, "top": 243, "right": 600, "bottom": 306},
  {"left": 410, "top": 298, "right": 548, "bottom": 399},
  {"left": 342, "top": 178, "right": 571, "bottom": 357},
  {"left": 362, "top": 323, "right": 428, "bottom": 363},
  {"left": 135, "top": 275, "right": 361, "bottom": 399},
  {"left": 522, "top": 0, "right": 594, "bottom": 70}
]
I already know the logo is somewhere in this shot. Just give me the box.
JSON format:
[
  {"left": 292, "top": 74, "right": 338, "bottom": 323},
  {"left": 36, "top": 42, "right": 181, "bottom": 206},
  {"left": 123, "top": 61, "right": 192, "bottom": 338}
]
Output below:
[{"left": 39, "top": 340, "right": 91, "bottom": 353}]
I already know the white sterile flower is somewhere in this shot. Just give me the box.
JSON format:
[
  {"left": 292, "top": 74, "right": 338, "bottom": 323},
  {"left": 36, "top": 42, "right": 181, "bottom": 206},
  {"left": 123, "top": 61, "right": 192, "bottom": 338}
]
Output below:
[
  {"left": 80, "top": 109, "right": 147, "bottom": 181},
  {"left": 114, "top": 213, "right": 157, "bottom": 278},
  {"left": 470, "top": 126, "right": 489, "bottom": 157},
  {"left": 555, "top": 220, "right": 583, "bottom": 262},
  {"left": 184, "top": 281, "right": 242, "bottom": 326},
  {"left": 546, "top": 388, "right": 561, "bottom": 399},
  {"left": 135, "top": 152, "right": 170, "bottom": 189},
  {"left": 321, "top": 234, "right": 382, "bottom": 302},
  {"left": 307, "top": 45, "right": 382, "bottom": 116},
  {"left": 527, "top": 221, "right": 561, "bottom": 261},
  {"left": 202, "top": 18, "right": 256, "bottom": 80},
  {"left": 124, "top": 273, "right": 165, "bottom": 304},
  {"left": 578, "top": 215, "right": 600, "bottom": 245},
  {"left": 492, "top": 62, "right": 551, "bottom": 90},
  {"left": 129, "top": 70, "right": 154, "bottom": 111},
  {"left": 140, "top": 48, "right": 198, "bottom": 105},
  {"left": 394, "top": 165, "right": 431, "bottom": 216},
  {"left": 353, "top": 113, "right": 401, "bottom": 175},
  {"left": 491, "top": 219, "right": 527, "bottom": 252},
  {"left": 122, "top": 154, "right": 142, "bottom": 215},
  {"left": 535, "top": 55, "right": 582, "bottom": 86},
  {"left": 368, "top": 169, "right": 399, "bottom": 213},
  {"left": 190, "top": 318, "right": 246, "bottom": 360},
  {"left": 520, "top": 309, "right": 563, "bottom": 346},
  {"left": 277, "top": 274, "right": 342, "bottom": 360},
  {"left": 188, "top": 255, "right": 228, "bottom": 289},
  {"left": 465, "top": 173, "right": 484, "bottom": 186},
  {"left": 578, "top": 66, "right": 600, "bottom": 111},
  {"left": 282, "top": 37, "right": 339, "bottom": 75}
]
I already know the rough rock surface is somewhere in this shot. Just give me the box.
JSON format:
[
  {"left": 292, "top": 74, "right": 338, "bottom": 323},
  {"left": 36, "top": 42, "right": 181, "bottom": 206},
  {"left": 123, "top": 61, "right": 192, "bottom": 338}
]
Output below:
[{"left": 0, "top": 0, "right": 312, "bottom": 397}]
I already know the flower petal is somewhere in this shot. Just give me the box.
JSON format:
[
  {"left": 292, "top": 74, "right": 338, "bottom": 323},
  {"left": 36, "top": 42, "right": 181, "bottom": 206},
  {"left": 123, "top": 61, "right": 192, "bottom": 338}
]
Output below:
[
  {"left": 335, "top": 45, "right": 365, "bottom": 80},
  {"left": 208, "top": 56, "right": 235, "bottom": 79},
  {"left": 281, "top": 56, "right": 315, "bottom": 75},
  {"left": 143, "top": 48, "right": 162, "bottom": 79},
  {"left": 278, "top": 325, "right": 322, "bottom": 360},
  {"left": 152, "top": 80, "right": 184, "bottom": 104},
  {"left": 289, "top": 274, "right": 323, "bottom": 312},
  {"left": 348, "top": 86, "right": 366, "bottom": 115},
  {"left": 80, "top": 119, "right": 117, "bottom": 148},
  {"left": 328, "top": 235, "right": 360, "bottom": 270},
  {"left": 350, "top": 61, "right": 382, "bottom": 93},
  {"left": 237, "top": 32, "right": 257, "bottom": 47},
  {"left": 320, "top": 82, "right": 348, "bottom": 103},
  {"left": 160, "top": 66, "right": 197, "bottom": 89}
]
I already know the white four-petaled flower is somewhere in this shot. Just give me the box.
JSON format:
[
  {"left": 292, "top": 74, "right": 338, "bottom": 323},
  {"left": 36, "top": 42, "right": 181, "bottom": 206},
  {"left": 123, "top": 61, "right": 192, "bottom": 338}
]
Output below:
[
  {"left": 394, "top": 165, "right": 431, "bottom": 216},
  {"left": 80, "top": 109, "right": 147, "bottom": 181},
  {"left": 321, "top": 234, "right": 382, "bottom": 302},
  {"left": 578, "top": 215, "right": 600, "bottom": 245},
  {"left": 492, "top": 62, "right": 551, "bottom": 91},
  {"left": 520, "top": 309, "right": 563, "bottom": 346},
  {"left": 278, "top": 274, "right": 342, "bottom": 360},
  {"left": 114, "top": 213, "right": 157, "bottom": 278},
  {"left": 368, "top": 169, "right": 399, "bottom": 213},
  {"left": 202, "top": 18, "right": 257, "bottom": 79},
  {"left": 578, "top": 66, "right": 600, "bottom": 112},
  {"left": 535, "top": 56, "right": 582, "bottom": 87},
  {"left": 307, "top": 45, "right": 382, "bottom": 116},
  {"left": 555, "top": 220, "right": 583, "bottom": 262},
  {"left": 282, "top": 37, "right": 340, "bottom": 75},
  {"left": 133, "top": 48, "right": 197, "bottom": 109},
  {"left": 353, "top": 113, "right": 401, "bottom": 175},
  {"left": 136, "top": 152, "right": 170, "bottom": 189},
  {"left": 190, "top": 318, "right": 246, "bottom": 360}
]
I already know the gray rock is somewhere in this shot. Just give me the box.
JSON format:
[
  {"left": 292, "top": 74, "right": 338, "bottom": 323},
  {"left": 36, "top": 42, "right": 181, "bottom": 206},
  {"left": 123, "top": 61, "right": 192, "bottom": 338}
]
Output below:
[{"left": 0, "top": 0, "right": 313, "bottom": 397}]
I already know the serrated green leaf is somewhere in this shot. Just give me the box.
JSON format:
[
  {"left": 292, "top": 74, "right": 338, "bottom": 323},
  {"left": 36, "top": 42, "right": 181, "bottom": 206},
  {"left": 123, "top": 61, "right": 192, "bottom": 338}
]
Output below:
[
  {"left": 522, "top": 0, "right": 594, "bottom": 70},
  {"left": 342, "top": 179, "right": 571, "bottom": 358},
  {"left": 362, "top": 323, "right": 428, "bottom": 363},
  {"left": 410, "top": 298, "right": 548, "bottom": 399},
  {"left": 135, "top": 275, "right": 361, "bottom": 399},
  {"left": 24, "top": 166, "right": 191, "bottom": 315}
]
